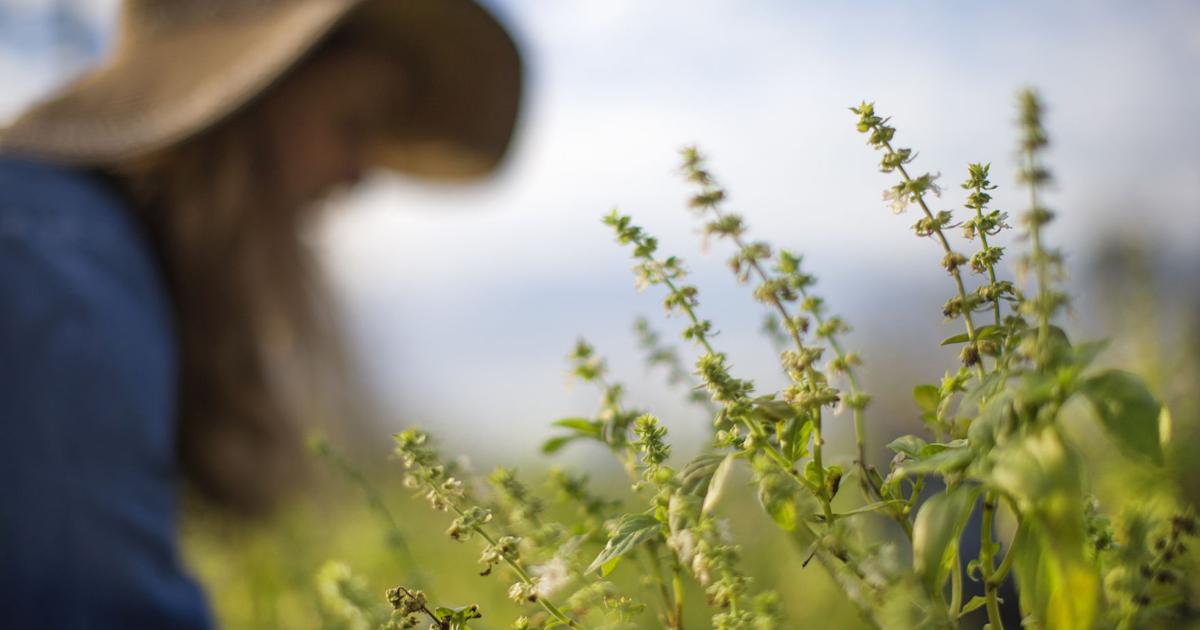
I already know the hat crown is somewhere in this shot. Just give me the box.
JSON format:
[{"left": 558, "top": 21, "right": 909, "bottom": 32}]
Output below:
[{"left": 121, "top": 0, "right": 289, "bottom": 35}]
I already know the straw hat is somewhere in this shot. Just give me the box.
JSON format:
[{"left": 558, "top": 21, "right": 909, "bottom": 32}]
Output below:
[{"left": 0, "top": 0, "right": 522, "bottom": 179}]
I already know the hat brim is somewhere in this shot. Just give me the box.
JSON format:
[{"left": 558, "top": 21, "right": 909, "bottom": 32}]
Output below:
[
  {"left": 0, "top": 0, "right": 522, "bottom": 181},
  {"left": 348, "top": 0, "right": 523, "bottom": 180}
]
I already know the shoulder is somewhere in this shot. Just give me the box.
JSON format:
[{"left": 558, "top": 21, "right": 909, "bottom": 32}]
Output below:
[
  {"left": 0, "top": 156, "right": 145, "bottom": 258},
  {"left": 0, "top": 155, "right": 167, "bottom": 309},
  {"left": 0, "top": 155, "right": 176, "bottom": 422}
]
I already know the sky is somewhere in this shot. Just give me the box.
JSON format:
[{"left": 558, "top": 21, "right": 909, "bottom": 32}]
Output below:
[{"left": 2, "top": 0, "right": 1198, "bottom": 463}]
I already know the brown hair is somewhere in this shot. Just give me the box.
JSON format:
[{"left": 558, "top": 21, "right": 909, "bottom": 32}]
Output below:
[{"left": 111, "top": 60, "right": 367, "bottom": 515}]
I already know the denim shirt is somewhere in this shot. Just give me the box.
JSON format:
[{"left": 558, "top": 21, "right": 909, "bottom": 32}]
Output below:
[{"left": 0, "top": 157, "right": 212, "bottom": 629}]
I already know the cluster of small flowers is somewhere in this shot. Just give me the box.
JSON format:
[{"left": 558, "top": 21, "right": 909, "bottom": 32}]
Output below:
[
  {"left": 384, "top": 587, "right": 429, "bottom": 629},
  {"left": 479, "top": 535, "right": 522, "bottom": 577},
  {"left": 853, "top": 101, "right": 1006, "bottom": 372},
  {"left": 629, "top": 414, "right": 778, "bottom": 629},
  {"left": 1014, "top": 90, "right": 1069, "bottom": 368},
  {"left": 507, "top": 579, "right": 541, "bottom": 605},
  {"left": 393, "top": 430, "right": 587, "bottom": 628},
  {"left": 1119, "top": 512, "right": 1198, "bottom": 613}
]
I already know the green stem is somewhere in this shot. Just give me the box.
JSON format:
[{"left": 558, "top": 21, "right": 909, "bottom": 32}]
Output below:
[
  {"left": 881, "top": 139, "right": 987, "bottom": 380},
  {"left": 949, "top": 547, "right": 963, "bottom": 616},
  {"left": 972, "top": 204, "right": 1004, "bottom": 328},
  {"left": 1023, "top": 147, "right": 1052, "bottom": 369},
  {"left": 672, "top": 568, "right": 686, "bottom": 629},
  {"left": 979, "top": 492, "right": 1005, "bottom": 629},
  {"left": 991, "top": 510, "right": 1026, "bottom": 586},
  {"left": 644, "top": 545, "right": 680, "bottom": 629},
  {"left": 905, "top": 474, "right": 926, "bottom": 518}
]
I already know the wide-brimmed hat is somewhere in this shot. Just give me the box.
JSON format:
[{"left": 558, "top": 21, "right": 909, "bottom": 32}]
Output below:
[{"left": 0, "top": 0, "right": 522, "bottom": 180}]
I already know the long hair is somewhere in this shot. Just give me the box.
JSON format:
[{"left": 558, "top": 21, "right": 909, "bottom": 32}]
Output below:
[{"left": 111, "top": 81, "right": 365, "bottom": 515}]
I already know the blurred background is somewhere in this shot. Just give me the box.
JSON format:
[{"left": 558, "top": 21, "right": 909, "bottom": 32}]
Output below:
[
  {"left": 4, "top": 0, "right": 1198, "bottom": 463},
  {"left": 4, "top": 1, "right": 1199, "bottom": 627}
]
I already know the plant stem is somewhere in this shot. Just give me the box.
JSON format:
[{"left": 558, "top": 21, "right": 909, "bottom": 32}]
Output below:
[
  {"left": 644, "top": 545, "right": 681, "bottom": 629},
  {"left": 972, "top": 207, "right": 1004, "bottom": 328},
  {"left": 949, "top": 547, "right": 963, "bottom": 618},
  {"left": 979, "top": 492, "right": 1005, "bottom": 629},
  {"left": 672, "top": 565, "right": 686, "bottom": 629},
  {"left": 991, "top": 507, "right": 1026, "bottom": 586},
  {"left": 881, "top": 139, "right": 988, "bottom": 380},
  {"left": 1023, "top": 148, "right": 1052, "bottom": 369}
]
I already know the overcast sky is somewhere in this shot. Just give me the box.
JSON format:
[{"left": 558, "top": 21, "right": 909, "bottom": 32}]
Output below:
[{"left": 3, "top": 0, "right": 1198, "bottom": 462}]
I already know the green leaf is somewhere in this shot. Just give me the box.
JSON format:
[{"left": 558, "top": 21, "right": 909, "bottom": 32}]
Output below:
[
  {"left": 803, "top": 460, "right": 821, "bottom": 487},
  {"left": 958, "top": 596, "right": 989, "bottom": 618},
  {"left": 1069, "top": 339, "right": 1109, "bottom": 370},
  {"left": 668, "top": 491, "right": 702, "bottom": 538},
  {"left": 766, "top": 497, "right": 797, "bottom": 531},
  {"left": 551, "top": 417, "right": 602, "bottom": 435},
  {"left": 968, "top": 391, "right": 1014, "bottom": 450},
  {"left": 679, "top": 453, "right": 726, "bottom": 496},
  {"left": 754, "top": 397, "right": 799, "bottom": 422},
  {"left": 913, "top": 385, "right": 940, "bottom": 413},
  {"left": 756, "top": 457, "right": 804, "bottom": 531},
  {"left": 434, "top": 605, "right": 482, "bottom": 628},
  {"left": 600, "top": 556, "right": 621, "bottom": 577},
  {"left": 940, "top": 325, "right": 999, "bottom": 346},
  {"left": 781, "top": 416, "right": 813, "bottom": 461},
  {"left": 888, "top": 435, "right": 929, "bottom": 459},
  {"left": 823, "top": 500, "right": 904, "bottom": 521},
  {"left": 540, "top": 435, "right": 578, "bottom": 454},
  {"left": 838, "top": 500, "right": 903, "bottom": 517},
  {"left": 1048, "top": 325, "right": 1071, "bottom": 346},
  {"left": 912, "top": 484, "right": 980, "bottom": 596},
  {"left": 702, "top": 454, "right": 736, "bottom": 514},
  {"left": 960, "top": 369, "right": 1006, "bottom": 413},
  {"left": 1011, "top": 520, "right": 1099, "bottom": 630},
  {"left": 587, "top": 513, "right": 661, "bottom": 575},
  {"left": 985, "top": 431, "right": 1099, "bottom": 630},
  {"left": 896, "top": 444, "right": 974, "bottom": 478},
  {"left": 1079, "top": 369, "right": 1163, "bottom": 465}
]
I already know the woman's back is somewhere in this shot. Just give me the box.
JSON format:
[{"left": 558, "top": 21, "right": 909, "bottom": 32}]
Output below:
[{"left": 0, "top": 157, "right": 211, "bottom": 628}]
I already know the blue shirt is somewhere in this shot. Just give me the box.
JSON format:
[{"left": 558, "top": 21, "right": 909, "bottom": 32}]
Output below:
[{"left": 0, "top": 157, "right": 212, "bottom": 629}]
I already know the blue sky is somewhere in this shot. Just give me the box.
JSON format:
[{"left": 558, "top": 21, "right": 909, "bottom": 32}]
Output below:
[{"left": 3, "top": 0, "right": 1198, "bottom": 462}]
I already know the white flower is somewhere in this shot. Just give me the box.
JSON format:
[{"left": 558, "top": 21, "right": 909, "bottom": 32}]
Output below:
[
  {"left": 882, "top": 184, "right": 908, "bottom": 214},
  {"left": 668, "top": 529, "right": 697, "bottom": 564},
  {"left": 532, "top": 556, "right": 572, "bottom": 599}
]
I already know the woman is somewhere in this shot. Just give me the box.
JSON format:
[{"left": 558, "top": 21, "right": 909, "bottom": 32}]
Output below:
[{"left": 0, "top": 0, "right": 521, "bottom": 627}]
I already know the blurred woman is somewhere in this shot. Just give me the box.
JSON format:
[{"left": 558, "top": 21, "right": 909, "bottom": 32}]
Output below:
[{"left": 0, "top": 0, "right": 521, "bottom": 626}]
